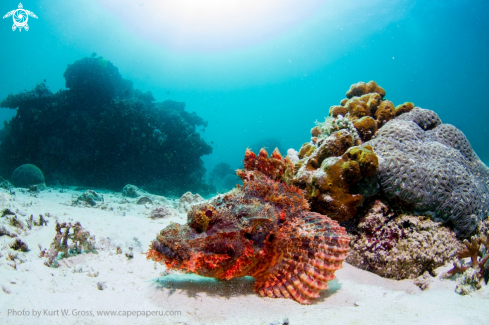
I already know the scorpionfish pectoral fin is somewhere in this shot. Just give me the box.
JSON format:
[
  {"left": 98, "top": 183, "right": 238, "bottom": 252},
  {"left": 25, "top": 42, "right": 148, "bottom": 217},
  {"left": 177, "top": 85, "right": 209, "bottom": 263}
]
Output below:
[{"left": 252, "top": 212, "right": 350, "bottom": 304}]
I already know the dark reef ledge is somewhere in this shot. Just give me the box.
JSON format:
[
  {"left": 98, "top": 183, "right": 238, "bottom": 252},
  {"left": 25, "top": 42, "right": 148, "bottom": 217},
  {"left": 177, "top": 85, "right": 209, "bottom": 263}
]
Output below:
[{"left": 0, "top": 56, "right": 213, "bottom": 196}]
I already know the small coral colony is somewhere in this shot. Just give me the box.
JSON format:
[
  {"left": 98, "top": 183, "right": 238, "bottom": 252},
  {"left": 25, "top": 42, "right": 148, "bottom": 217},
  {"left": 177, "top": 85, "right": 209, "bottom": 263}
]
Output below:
[
  {"left": 148, "top": 81, "right": 489, "bottom": 303},
  {"left": 1, "top": 58, "right": 488, "bottom": 304}
]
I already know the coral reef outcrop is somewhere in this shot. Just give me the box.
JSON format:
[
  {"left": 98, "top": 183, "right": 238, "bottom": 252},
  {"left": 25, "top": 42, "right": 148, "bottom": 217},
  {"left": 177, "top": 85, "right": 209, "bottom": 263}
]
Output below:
[
  {"left": 0, "top": 56, "right": 212, "bottom": 195},
  {"left": 292, "top": 80, "right": 489, "bottom": 236},
  {"left": 148, "top": 148, "right": 350, "bottom": 304},
  {"left": 346, "top": 200, "right": 461, "bottom": 279},
  {"left": 63, "top": 56, "right": 134, "bottom": 105},
  {"left": 284, "top": 80, "right": 489, "bottom": 281}
]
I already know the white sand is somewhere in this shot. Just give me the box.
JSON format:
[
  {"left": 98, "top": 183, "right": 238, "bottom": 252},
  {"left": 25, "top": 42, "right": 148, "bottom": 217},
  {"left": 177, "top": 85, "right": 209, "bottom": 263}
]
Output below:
[{"left": 0, "top": 187, "right": 487, "bottom": 325}]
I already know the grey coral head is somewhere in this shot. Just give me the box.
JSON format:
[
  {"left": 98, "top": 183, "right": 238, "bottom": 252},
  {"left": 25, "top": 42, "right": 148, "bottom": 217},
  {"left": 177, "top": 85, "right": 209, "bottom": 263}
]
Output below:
[{"left": 367, "top": 107, "right": 489, "bottom": 237}]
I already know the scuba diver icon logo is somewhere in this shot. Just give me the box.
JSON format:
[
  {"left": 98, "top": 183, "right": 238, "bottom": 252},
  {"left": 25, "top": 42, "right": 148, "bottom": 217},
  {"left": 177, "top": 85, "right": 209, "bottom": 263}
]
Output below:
[{"left": 3, "top": 3, "right": 38, "bottom": 32}]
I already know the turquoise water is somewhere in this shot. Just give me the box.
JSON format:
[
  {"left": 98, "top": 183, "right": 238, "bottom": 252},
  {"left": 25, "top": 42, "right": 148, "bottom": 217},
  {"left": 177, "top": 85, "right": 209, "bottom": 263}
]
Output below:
[{"left": 1, "top": 0, "right": 488, "bottom": 177}]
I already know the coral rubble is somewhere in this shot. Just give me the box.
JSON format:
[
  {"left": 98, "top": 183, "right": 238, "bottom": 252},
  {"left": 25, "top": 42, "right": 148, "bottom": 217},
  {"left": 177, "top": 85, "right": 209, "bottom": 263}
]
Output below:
[
  {"left": 122, "top": 184, "right": 141, "bottom": 198},
  {"left": 44, "top": 221, "right": 96, "bottom": 267},
  {"left": 73, "top": 190, "right": 104, "bottom": 207},
  {"left": 9, "top": 238, "right": 29, "bottom": 252},
  {"left": 148, "top": 148, "right": 350, "bottom": 304},
  {"left": 413, "top": 271, "right": 432, "bottom": 290},
  {"left": 136, "top": 196, "right": 153, "bottom": 205},
  {"left": 150, "top": 205, "right": 178, "bottom": 219},
  {"left": 0, "top": 56, "right": 212, "bottom": 195},
  {"left": 178, "top": 191, "right": 203, "bottom": 214},
  {"left": 346, "top": 200, "right": 461, "bottom": 279}
]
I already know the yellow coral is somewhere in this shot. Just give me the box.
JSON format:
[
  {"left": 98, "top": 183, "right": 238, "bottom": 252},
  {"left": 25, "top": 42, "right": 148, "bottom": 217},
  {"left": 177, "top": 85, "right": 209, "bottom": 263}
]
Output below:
[
  {"left": 359, "top": 93, "right": 381, "bottom": 112},
  {"left": 346, "top": 80, "right": 386, "bottom": 99},
  {"left": 310, "top": 125, "right": 322, "bottom": 137},
  {"left": 353, "top": 116, "right": 377, "bottom": 142},
  {"left": 342, "top": 144, "right": 378, "bottom": 178},
  {"left": 298, "top": 142, "right": 316, "bottom": 159},
  {"left": 346, "top": 98, "right": 370, "bottom": 121},
  {"left": 329, "top": 105, "right": 348, "bottom": 118},
  {"left": 395, "top": 102, "right": 415, "bottom": 116},
  {"left": 374, "top": 100, "right": 395, "bottom": 128}
]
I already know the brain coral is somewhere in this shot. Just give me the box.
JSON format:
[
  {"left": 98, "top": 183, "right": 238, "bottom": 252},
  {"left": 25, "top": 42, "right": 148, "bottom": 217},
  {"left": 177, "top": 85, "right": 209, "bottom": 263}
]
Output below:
[
  {"left": 366, "top": 107, "right": 489, "bottom": 237},
  {"left": 148, "top": 148, "right": 350, "bottom": 304},
  {"left": 10, "top": 164, "right": 46, "bottom": 189}
]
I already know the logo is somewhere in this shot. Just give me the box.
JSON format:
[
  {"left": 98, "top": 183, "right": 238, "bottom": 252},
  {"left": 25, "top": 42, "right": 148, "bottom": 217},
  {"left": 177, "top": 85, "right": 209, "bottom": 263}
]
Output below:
[{"left": 3, "top": 3, "right": 38, "bottom": 32}]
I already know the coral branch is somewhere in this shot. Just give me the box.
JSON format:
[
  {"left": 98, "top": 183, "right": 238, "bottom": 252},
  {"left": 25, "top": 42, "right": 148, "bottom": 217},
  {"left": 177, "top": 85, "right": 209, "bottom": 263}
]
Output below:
[{"left": 442, "top": 231, "right": 489, "bottom": 294}]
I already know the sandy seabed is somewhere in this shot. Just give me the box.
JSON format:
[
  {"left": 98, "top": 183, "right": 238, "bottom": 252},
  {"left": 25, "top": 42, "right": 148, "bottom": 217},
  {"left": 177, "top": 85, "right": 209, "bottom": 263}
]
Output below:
[{"left": 0, "top": 187, "right": 487, "bottom": 325}]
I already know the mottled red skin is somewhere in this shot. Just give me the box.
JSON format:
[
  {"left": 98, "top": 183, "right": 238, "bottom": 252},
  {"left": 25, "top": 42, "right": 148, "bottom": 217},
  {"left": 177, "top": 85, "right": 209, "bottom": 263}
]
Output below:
[{"left": 148, "top": 148, "right": 349, "bottom": 304}]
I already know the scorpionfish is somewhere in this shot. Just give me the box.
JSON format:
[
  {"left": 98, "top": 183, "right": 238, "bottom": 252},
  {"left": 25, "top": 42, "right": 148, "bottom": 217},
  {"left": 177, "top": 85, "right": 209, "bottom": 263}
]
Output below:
[{"left": 148, "top": 148, "right": 350, "bottom": 304}]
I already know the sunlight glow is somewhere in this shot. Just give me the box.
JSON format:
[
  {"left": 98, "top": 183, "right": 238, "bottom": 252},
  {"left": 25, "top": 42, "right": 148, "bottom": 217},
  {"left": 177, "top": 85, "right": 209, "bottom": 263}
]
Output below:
[{"left": 99, "top": 0, "right": 325, "bottom": 51}]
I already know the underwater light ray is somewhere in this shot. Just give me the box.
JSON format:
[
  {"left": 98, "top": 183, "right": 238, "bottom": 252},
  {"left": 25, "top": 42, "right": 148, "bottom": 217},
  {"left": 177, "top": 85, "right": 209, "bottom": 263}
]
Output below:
[{"left": 98, "top": 0, "right": 326, "bottom": 51}]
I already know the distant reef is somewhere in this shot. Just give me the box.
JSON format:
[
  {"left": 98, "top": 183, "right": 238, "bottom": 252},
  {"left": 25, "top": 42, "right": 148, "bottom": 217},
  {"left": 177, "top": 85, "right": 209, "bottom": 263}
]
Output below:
[{"left": 0, "top": 56, "right": 213, "bottom": 196}]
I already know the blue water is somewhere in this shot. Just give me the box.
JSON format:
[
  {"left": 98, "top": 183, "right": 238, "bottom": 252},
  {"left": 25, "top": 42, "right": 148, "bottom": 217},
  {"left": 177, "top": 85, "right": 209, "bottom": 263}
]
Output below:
[{"left": 1, "top": 0, "right": 488, "bottom": 177}]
